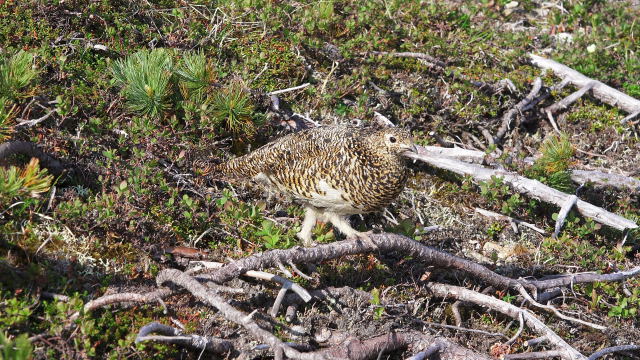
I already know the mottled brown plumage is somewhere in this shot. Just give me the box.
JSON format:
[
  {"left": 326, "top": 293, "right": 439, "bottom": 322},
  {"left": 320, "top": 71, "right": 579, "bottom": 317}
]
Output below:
[{"left": 214, "top": 125, "right": 417, "bottom": 246}]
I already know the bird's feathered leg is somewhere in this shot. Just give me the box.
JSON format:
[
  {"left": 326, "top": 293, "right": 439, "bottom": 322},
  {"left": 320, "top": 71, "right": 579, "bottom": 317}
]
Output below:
[
  {"left": 322, "top": 212, "right": 378, "bottom": 249},
  {"left": 297, "top": 206, "right": 318, "bottom": 247}
]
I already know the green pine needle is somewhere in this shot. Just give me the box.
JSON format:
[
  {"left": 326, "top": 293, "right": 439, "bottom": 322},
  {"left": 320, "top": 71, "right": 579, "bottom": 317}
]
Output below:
[
  {"left": 0, "top": 50, "right": 39, "bottom": 101},
  {"left": 111, "top": 49, "right": 174, "bottom": 118}
]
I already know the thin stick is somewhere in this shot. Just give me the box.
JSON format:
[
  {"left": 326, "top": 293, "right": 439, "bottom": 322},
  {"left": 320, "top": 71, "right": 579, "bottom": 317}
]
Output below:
[
  {"left": 369, "top": 51, "right": 447, "bottom": 68},
  {"left": 553, "top": 195, "right": 578, "bottom": 238},
  {"left": 191, "top": 260, "right": 312, "bottom": 302},
  {"left": 530, "top": 54, "right": 640, "bottom": 114},
  {"left": 494, "top": 77, "right": 543, "bottom": 144},
  {"left": 426, "top": 283, "right": 587, "bottom": 360},
  {"left": 16, "top": 109, "right": 56, "bottom": 128},
  {"left": 405, "top": 148, "right": 637, "bottom": 232},
  {"left": 545, "top": 82, "right": 596, "bottom": 114},
  {"left": 503, "top": 350, "right": 566, "bottom": 359},
  {"left": 266, "top": 83, "right": 310, "bottom": 96},
  {"left": 475, "top": 208, "right": 547, "bottom": 235},
  {"left": 587, "top": 344, "right": 640, "bottom": 360},
  {"left": 506, "top": 312, "right": 524, "bottom": 345}
]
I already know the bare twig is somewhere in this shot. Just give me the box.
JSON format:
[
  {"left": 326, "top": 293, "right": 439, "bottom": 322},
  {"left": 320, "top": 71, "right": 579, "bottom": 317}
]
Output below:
[
  {"left": 369, "top": 51, "right": 447, "bottom": 68},
  {"left": 553, "top": 195, "right": 578, "bottom": 238},
  {"left": 621, "top": 110, "right": 640, "bottom": 124},
  {"left": 505, "top": 312, "right": 524, "bottom": 345},
  {"left": 516, "top": 287, "right": 605, "bottom": 330},
  {"left": 419, "top": 145, "right": 486, "bottom": 164},
  {"left": 544, "top": 82, "right": 596, "bottom": 114},
  {"left": 198, "top": 234, "right": 523, "bottom": 291},
  {"left": 530, "top": 54, "right": 640, "bottom": 115},
  {"left": 0, "top": 141, "right": 66, "bottom": 175},
  {"left": 587, "top": 344, "right": 640, "bottom": 360},
  {"left": 405, "top": 147, "right": 638, "bottom": 232},
  {"left": 494, "top": 77, "right": 543, "bottom": 144},
  {"left": 189, "top": 260, "right": 312, "bottom": 303},
  {"left": 135, "top": 322, "right": 233, "bottom": 355},
  {"left": 266, "top": 83, "right": 310, "bottom": 96},
  {"left": 545, "top": 109, "right": 562, "bottom": 134},
  {"left": 571, "top": 170, "right": 640, "bottom": 193},
  {"left": 16, "top": 109, "right": 56, "bottom": 128},
  {"left": 157, "top": 269, "right": 318, "bottom": 360},
  {"left": 412, "top": 319, "right": 506, "bottom": 338},
  {"left": 523, "top": 266, "right": 640, "bottom": 290},
  {"left": 475, "top": 208, "right": 547, "bottom": 235},
  {"left": 425, "top": 283, "right": 587, "bottom": 360},
  {"left": 524, "top": 336, "right": 548, "bottom": 347}
]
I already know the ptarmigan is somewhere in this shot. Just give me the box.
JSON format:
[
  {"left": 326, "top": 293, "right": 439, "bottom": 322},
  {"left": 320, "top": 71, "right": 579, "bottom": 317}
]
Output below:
[{"left": 214, "top": 125, "right": 417, "bottom": 246}]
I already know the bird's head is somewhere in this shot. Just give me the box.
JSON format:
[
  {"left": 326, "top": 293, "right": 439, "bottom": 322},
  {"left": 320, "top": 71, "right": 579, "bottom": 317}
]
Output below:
[{"left": 373, "top": 127, "right": 417, "bottom": 157}]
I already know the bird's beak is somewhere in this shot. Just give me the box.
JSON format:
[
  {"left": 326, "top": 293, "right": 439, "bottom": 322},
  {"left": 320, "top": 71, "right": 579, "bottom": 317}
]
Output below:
[
  {"left": 404, "top": 143, "right": 418, "bottom": 153},
  {"left": 402, "top": 143, "right": 419, "bottom": 158}
]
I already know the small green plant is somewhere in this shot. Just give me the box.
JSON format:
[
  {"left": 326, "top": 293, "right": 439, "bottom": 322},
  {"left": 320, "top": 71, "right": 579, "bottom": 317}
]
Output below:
[
  {"left": 255, "top": 220, "right": 290, "bottom": 249},
  {"left": 0, "top": 97, "right": 17, "bottom": 142},
  {"left": 608, "top": 292, "right": 639, "bottom": 319},
  {"left": 529, "top": 134, "right": 575, "bottom": 192},
  {"left": 535, "top": 134, "right": 574, "bottom": 174},
  {"left": 0, "top": 158, "right": 53, "bottom": 205},
  {"left": 501, "top": 194, "right": 523, "bottom": 216},
  {"left": 210, "top": 83, "right": 257, "bottom": 136},
  {"left": 111, "top": 49, "right": 174, "bottom": 118},
  {"left": 486, "top": 222, "right": 504, "bottom": 239},
  {"left": 370, "top": 288, "right": 384, "bottom": 320},
  {"left": 0, "top": 50, "right": 39, "bottom": 101},
  {"left": 176, "top": 51, "right": 212, "bottom": 100},
  {"left": 0, "top": 332, "right": 33, "bottom": 360},
  {"left": 479, "top": 176, "right": 509, "bottom": 203}
]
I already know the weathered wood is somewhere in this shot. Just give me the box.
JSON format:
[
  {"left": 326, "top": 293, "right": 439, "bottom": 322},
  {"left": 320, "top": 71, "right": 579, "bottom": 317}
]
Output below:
[
  {"left": 529, "top": 54, "right": 640, "bottom": 114},
  {"left": 407, "top": 147, "right": 638, "bottom": 232}
]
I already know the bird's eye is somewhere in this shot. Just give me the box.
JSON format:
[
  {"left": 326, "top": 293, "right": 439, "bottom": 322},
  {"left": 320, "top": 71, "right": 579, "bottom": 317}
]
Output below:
[{"left": 389, "top": 136, "right": 397, "bottom": 143}]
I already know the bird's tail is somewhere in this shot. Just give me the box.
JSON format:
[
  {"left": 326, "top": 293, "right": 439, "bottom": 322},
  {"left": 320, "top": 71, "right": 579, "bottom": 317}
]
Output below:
[{"left": 204, "top": 153, "right": 263, "bottom": 180}]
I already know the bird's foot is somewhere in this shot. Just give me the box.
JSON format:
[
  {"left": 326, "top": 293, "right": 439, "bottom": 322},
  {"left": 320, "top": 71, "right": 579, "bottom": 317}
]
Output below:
[
  {"left": 351, "top": 230, "right": 377, "bottom": 249},
  {"left": 296, "top": 231, "right": 316, "bottom": 247}
]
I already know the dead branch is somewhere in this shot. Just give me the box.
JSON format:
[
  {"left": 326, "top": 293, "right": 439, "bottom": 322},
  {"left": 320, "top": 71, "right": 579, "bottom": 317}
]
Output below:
[
  {"left": 529, "top": 54, "right": 640, "bottom": 115},
  {"left": 313, "top": 331, "right": 490, "bottom": 360},
  {"left": 494, "top": 77, "right": 543, "bottom": 144},
  {"left": 587, "top": 344, "right": 640, "bottom": 360},
  {"left": 503, "top": 350, "right": 565, "bottom": 359},
  {"left": 405, "top": 147, "right": 638, "bottom": 232},
  {"left": 267, "top": 83, "right": 311, "bottom": 96},
  {"left": 135, "top": 321, "right": 234, "bottom": 355},
  {"left": 419, "top": 145, "right": 486, "bottom": 164},
  {"left": 475, "top": 208, "right": 547, "bottom": 235},
  {"left": 197, "top": 233, "right": 523, "bottom": 291},
  {"left": 523, "top": 266, "right": 640, "bottom": 290},
  {"left": 621, "top": 110, "right": 640, "bottom": 124},
  {"left": 425, "top": 282, "right": 587, "bottom": 360},
  {"left": 424, "top": 147, "right": 640, "bottom": 194},
  {"left": 544, "top": 81, "right": 596, "bottom": 114},
  {"left": 552, "top": 195, "right": 577, "bottom": 238},
  {"left": 571, "top": 170, "right": 640, "bottom": 193},
  {"left": 524, "top": 336, "right": 548, "bottom": 348},
  {"left": 156, "top": 269, "right": 319, "bottom": 360},
  {"left": 16, "top": 109, "right": 56, "bottom": 128},
  {"left": 0, "top": 141, "right": 66, "bottom": 175},
  {"left": 189, "top": 260, "right": 312, "bottom": 304}
]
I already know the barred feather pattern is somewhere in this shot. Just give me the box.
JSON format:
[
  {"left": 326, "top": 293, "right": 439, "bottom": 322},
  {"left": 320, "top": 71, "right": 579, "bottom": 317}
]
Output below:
[{"left": 213, "top": 125, "right": 414, "bottom": 215}]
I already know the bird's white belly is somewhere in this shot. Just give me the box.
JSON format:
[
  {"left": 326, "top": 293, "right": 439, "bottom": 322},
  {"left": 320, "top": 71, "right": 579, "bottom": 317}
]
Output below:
[
  {"left": 253, "top": 173, "right": 362, "bottom": 214},
  {"left": 307, "top": 180, "right": 361, "bottom": 214}
]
